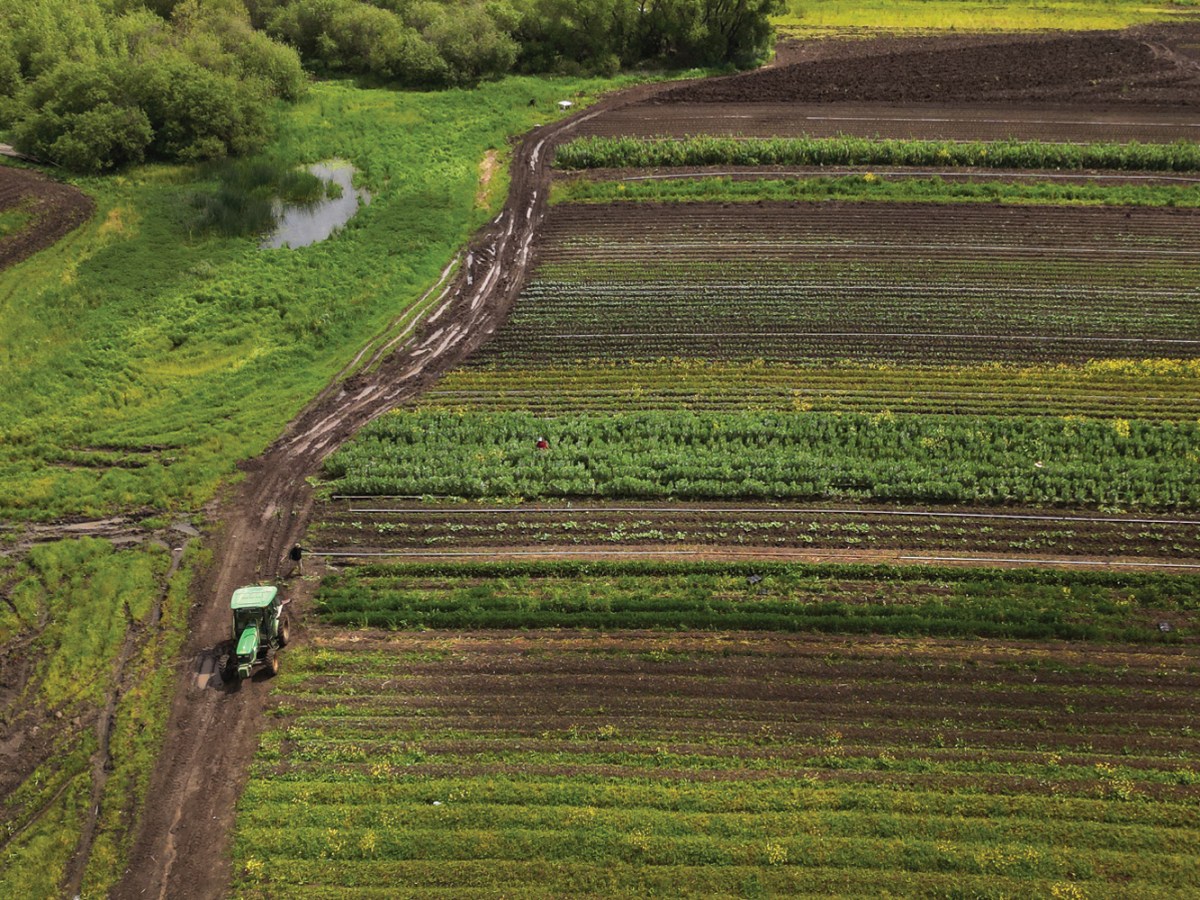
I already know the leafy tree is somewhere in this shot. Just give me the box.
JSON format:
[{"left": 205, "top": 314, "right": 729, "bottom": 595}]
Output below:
[
  {"left": 13, "top": 59, "right": 152, "bottom": 172},
  {"left": 0, "top": 30, "right": 21, "bottom": 127},
  {"left": 414, "top": 1, "right": 519, "bottom": 83},
  {"left": 134, "top": 50, "right": 271, "bottom": 161},
  {"left": 5, "top": 0, "right": 119, "bottom": 80},
  {"left": 172, "top": 0, "right": 307, "bottom": 99}
]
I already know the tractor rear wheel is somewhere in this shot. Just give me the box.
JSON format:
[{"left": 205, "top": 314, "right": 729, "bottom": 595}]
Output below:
[
  {"left": 278, "top": 615, "right": 290, "bottom": 648},
  {"left": 265, "top": 649, "right": 280, "bottom": 678}
]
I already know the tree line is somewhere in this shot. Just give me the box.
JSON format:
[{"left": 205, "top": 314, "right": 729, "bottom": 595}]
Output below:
[{"left": 1, "top": 0, "right": 781, "bottom": 173}]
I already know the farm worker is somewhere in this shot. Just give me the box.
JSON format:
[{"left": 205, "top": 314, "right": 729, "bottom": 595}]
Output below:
[
  {"left": 288, "top": 544, "right": 305, "bottom": 575},
  {"left": 536, "top": 436, "right": 550, "bottom": 450}
]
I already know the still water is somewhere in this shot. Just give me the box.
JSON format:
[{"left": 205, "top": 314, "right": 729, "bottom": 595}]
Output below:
[{"left": 261, "top": 161, "right": 370, "bottom": 249}]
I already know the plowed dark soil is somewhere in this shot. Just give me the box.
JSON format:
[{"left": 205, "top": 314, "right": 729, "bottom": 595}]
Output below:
[
  {"left": 0, "top": 166, "right": 93, "bottom": 271},
  {"left": 657, "top": 31, "right": 1200, "bottom": 105},
  {"left": 575, "top": 101, "right": 1200, "bottom": 141}
]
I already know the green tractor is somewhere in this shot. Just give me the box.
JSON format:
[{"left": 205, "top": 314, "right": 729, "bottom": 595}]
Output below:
[{"left": 223, "top": 585, "right": 290, "bottom": 683}]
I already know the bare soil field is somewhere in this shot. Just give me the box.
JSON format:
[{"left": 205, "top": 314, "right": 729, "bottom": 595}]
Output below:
[
  {"left": 576, "top": 101, "right": 1200, "bottom": 142},
  {"left": 574, "top": 28, "right": 1200, "bottom": 141},
  {"left": 663, "top": 30, "right": 1200, "bottom": 106},
  {"left": 0, "top": 166, "right": 93, "bottom": 271},
  {"left": 308, "top": 500, "right": 1200, "bottom": 565}
]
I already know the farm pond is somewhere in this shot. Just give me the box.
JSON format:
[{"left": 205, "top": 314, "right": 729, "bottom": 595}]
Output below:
[{"left": 261, "top": 160, "right": 369, "bottom": 249}]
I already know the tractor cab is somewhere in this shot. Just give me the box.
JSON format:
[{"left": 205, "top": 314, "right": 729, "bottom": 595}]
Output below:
[{"left": 227, "top": 585, "right": 290, "bottom": 682}]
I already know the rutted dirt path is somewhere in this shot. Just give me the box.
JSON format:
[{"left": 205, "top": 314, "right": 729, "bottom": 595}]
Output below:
[{"left": 111, "top": 81, "right": 676, "bottom": 900}]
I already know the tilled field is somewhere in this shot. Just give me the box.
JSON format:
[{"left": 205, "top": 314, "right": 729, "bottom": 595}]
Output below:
[
  {"left": 656, "top": 32, "right": 1200, "bottom": 106},
  {"left": 232, "top": 630, "right": 1200, "bottom": 897},
  {"left": 473, "top": 201, "right": 1200, "bottom": 365},
  {"left": 308, "top": 500, "right": 1200, "bottom": 563},
  {"left": 575, "top": 102, "right": 1200, "bottom": 142},
  {"left": 0, "top": 166, "right": 93, "bottom": 271}
]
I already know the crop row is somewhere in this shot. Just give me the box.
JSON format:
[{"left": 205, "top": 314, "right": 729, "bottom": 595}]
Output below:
[
  {"left": 322, "top": 410, "right": 1200, "bottom": 510},
  {"left": 314, "top": 562, "right": 1198, "bottom": 640},
  {"left": 551, "top": 173, "right": 1200, "bottom": 210},
  {"left": 231, "top": 631, "right": 1200, "bottom": 896},
  {"left": 554, "top": 135, "right": 1200, "bottom": 172},
  {"left": 471, "top": 200, "right": 1200, "bottom": 366},
  {"left": 422, "top": 360, "right": 1200, "bottom": 420},
  {"left": 310, "top": 509, "right": 1200, "bottom": 559},
  {"left": 536, "top": 200, "right": 1200, "bottom": 251}
]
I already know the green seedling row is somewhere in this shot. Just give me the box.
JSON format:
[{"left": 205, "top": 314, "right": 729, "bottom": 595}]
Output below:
[{"left": 555, "top": 135, "right": 1200, "bottom": 172}]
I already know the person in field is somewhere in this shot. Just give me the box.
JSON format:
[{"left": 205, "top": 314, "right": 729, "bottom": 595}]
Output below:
[{"left": 536, "top": 436, "right": 550, "bottom": 450}]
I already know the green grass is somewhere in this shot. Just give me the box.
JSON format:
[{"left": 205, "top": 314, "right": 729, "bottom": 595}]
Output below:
[
  {"left": 0, "top": 746, "right": 93, "bottom": 900},
  {"left": 2, "top": 538, "right": 168, "bottom": 706},
  {"left": 323, "top": 409, "right": 1200, "bottom": 510},
  {"left": 317, "top": 561, "right": 1200, "bottom": 640},
  {"left": 0, "top": 75, "right": 628, "bottom": 520},
  {"left": 555, "top": 136, "right": 1200, "bottom": 172},
  {"left": 0, "top": 538, "right": 189, "bottom": 896},
  {"left": 553, "top": 174, "right": 1200, "bottom": 208},
  {"left": 0, "top": 207, "right": 31, "bottom": 238},
  {"left": 80, "top": 547, "right": 203, "bottom": 897},
  {"left": 773, "top": 0, "right": 1200, "bottom": 33}
]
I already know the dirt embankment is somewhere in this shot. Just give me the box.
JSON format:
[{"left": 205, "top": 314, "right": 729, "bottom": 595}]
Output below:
[
  {"left": 111, "top": 79, "right": 684, "bottom": 900},
  {"left": 658, "top": 30, "right": 1200, "bottom": 106},
  {"left": 0, "top": 166, "right": 94, "bottom": 272}
]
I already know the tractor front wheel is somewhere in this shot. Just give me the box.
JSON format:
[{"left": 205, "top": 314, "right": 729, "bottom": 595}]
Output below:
[
  {"left": 278, "top": 615, "right": 290, "bottom": 648},
  {"left": 265, "top": 649, "right": 280, "bottom": 678}
]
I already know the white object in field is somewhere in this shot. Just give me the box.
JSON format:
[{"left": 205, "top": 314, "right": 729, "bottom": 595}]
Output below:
[{"left": 558, "top": 100, "right": 573, "bottom": 110}]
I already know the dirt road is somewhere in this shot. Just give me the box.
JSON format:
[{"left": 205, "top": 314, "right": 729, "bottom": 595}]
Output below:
[{"left": 111, "top": 81, "right": 675, "bottom": 900}]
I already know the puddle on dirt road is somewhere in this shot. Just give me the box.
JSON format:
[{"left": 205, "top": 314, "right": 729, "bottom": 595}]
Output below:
[{"left": 261, "top": 160, "right": 370, "bottom": 249}]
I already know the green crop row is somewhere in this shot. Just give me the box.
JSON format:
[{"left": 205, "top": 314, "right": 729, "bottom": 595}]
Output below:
[
  {"left": 552, "top": 175, "right": 1200, "bottom": 208},
  {"left": 554, "top": 135, "right": 1200, "bottom": 172},
  {"left": 426, "top": 359, "right": 1200, "bottom": 420},
  {"left": 315, "top": 562, "right": 1199, "bottom": 640},
  {"left": 323, "top": 410, "right": 1200, "bottom": 510},
  {"left": 242, "top": 775, "right": 1200, "bottom": 828}
]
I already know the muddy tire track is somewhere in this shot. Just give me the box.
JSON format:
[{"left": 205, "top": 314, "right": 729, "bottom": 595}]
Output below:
[{"left": 111, "top": 80, "right": 677, "bottom": 900}]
